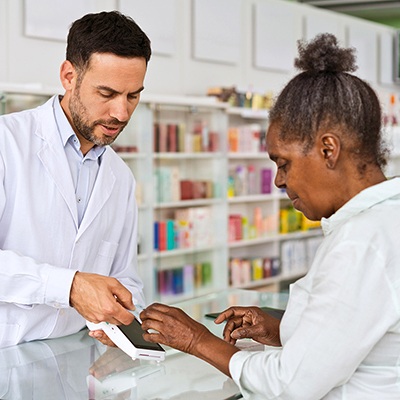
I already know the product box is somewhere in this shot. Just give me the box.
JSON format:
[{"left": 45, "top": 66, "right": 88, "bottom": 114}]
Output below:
[
  {"left": 192, "top": 207, "right": 212, "bottom": 247},
  {"left": 157, "top": 270, "right": 166, "bottom": 294},
  {"left": 194, "top": 263, "right": 203, "bottom": 288},
  {"left": 209, "top": 132, "right": 220, "bottom": 152},
  {"left": 180, "top": 180, "right": 193, "bottom": 200},
  {"left": 183, "top": 264, "right": 194, "bottom": 295},
  {"left": 202, "top": 262, "right": 212, "bottom": 286},
  {"left": 170, "top": 167, "right": 181, "bottom": 202},
  {"left": 230, "top": 258, "right": 242, "bottom": 286},
  {"left": 172, "top": 268, "right": 184, "bottom": 294},
  {"left": 260, "top": 168, "right": 272, "bottom": 194},
  {"left": 156, "top": 167, "right": 172, "bottom": 203},
  {"left": 192, "top": 181, "right": 206, "bottom": 199},
  {"left": 158, "top": 123, "right": 168, "bottom": 153},
  {"left": 154, "top": 222, "right": 159, "bottom": 250},
  {"left": 167, "top": 124, "right": 177, "bottom": 152},
  {"left": 175, "top": 220, "right": 193, "bottom": 248},
  {"left": 241, "top": 259, "right": 252, "bottom": 284},
  {"left": 263, "top": 258, "right": 272, "bottom": 278},
  {"left": 158, "top": 221, "right": 167, "bottom": 251},
  {"left": 271, "top": 257, "right": 280, "bottom": 276},
  {"left": 166, "top": 220, "right": 175, "bottom": 250},
  {"left": 252, "top": 258, "right": 263, "bottom": 281}
]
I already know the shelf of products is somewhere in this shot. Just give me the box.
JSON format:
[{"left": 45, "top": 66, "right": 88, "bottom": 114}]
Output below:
[{"left": 10, "top": 88, "right": 395, "bottom": 303}]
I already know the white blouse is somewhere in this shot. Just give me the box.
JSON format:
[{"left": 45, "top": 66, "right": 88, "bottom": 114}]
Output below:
[{"left": 230, "top": 177, "right": 400, "bottom": 399}]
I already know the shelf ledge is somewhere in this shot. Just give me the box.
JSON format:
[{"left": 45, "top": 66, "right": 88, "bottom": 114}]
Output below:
[
  {"left": 227, "top": 107, "right": 269, "bottom": 119},
  {"left": 228, "top": 229, "right": 322, "bottom": 248},
  {"left": 227, "top": 152, "right": 269, "bottom": 159},
  {"left": 228, "top": 194, "right": 278, "bottom": 203},
  {"left": 116, "top": 152, "right": 147, "bottom": 159},
  {"left": 155, "top": 198, "right": 223, "bottom": 208},
  {"left": 154, "top": 244, "right": 221, "bottom": 258},
  {"left": 231, "top": 268, "right": 309, "bottom": 290},
  {"left": 153, "top": 152, "right": 222, "bottom": 160}
]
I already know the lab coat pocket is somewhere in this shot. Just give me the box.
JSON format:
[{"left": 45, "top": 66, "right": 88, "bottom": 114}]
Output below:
[
  {"left": 0, "top": 323, "right": 20, "bottom": 348},
  {"left": 95, "top": 240, "right": 119, "bottom": 276}
]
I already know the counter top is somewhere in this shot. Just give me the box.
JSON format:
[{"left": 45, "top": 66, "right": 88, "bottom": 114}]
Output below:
[{"left": 0, "top": 289, "right": 288, "bottom": 400}]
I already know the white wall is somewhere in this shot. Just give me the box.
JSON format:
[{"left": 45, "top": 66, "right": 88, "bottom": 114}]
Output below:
[{"left": 0, "top": 0, "right": 399, "bottom": 103}]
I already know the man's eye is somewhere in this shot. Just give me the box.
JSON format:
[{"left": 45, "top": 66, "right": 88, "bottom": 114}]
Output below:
[
  {"left": 278, "top": 164, "right": 287, "bottom": 171},
  {"left": 100, "top": 92, "right": 113, "bottom": 98},
  {"left": 128, "top": 94, "right": 139, "bottom": 100}
]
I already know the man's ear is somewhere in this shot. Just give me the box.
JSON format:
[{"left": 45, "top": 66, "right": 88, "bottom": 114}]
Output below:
[
  {"left": 59, "top": 60, "right": 77, "bottom": 91},
  {"left": 319, "top": 133, "right": 341, "bottom": 169}
]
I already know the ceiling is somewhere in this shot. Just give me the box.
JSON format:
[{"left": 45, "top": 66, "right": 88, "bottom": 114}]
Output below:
[{"left": 297, "top": 0, "right": 400, "bottom": 22}]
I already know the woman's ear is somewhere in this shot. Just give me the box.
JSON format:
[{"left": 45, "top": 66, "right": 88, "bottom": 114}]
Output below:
[{"left": 319, "top": 133, "right": 341, "bottom": 169}]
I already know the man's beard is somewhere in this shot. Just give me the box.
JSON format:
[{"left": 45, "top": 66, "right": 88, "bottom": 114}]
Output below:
[{"left": 69, "top": 90, "right": 127, "bottom": 147}]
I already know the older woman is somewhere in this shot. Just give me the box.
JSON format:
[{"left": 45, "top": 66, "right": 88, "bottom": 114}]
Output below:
[{"left": 141, "top": 34, "right": 400, "bottom": 399}]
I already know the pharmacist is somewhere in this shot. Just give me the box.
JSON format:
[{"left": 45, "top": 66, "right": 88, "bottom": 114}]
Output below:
[
  {"left": 0, "top": 11, "right": 151, "bottom": 348},
  {"left": 140, "top": 34, "right": 400, "bottom": 399}
]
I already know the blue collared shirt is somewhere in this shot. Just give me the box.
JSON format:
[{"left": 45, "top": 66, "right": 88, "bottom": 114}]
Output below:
[{"left": 53, "top": 96, "right": 106, "bottom": 227}]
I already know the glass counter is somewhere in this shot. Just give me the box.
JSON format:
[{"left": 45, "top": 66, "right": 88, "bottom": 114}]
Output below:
[{"left": 0, "top": 289, "right": 288, "bottom": 400}]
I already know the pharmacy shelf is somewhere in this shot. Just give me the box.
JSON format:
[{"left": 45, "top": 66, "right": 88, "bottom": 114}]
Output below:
[
  {"left": 116, "top": 152, "right": 146, "bottom": 159},
  {"left": 153, "top": 152, "right": 223, "bottom": 160},
  {"left": 137, "top": 254, "right": 149, "bottom": 262},
  {"left": 155, "top": 198, "right": 223, "bottom": 209},
  {"left": 141, "top": 93, "right": 229, "bottom": 109},
  {"left": 226, "top": 107, "right": 269, "bottom": 119},
  {"left": 158, "top": 286, "right": 216, "bottom": 304},
  {"left": 231, "top": 268, "right": 309, "bottom": 290},
  {"left": 228, "top": 229, "right": 323, "bottom": 249},
  {"left": 228, "top": 152, "right": 269, "bottom": 159},
  {"left": 0, "top": 89, "right": 324, "bottom": 303},
  {"left": 153, "top": 244, "right": 222, "bottom": 259},
  {"left": 228, "top": 194, "right": 279, "bottom": 203}
]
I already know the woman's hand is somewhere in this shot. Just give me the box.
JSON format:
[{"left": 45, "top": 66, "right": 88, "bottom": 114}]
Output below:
[
  {"left": 140, "top": 303, "right": 211, "bottom": 355},
  {"left": 140, "top": 303, "right": 240, "bottom": 377},
  {"left": 215, "top": 306, "right": 282, "bottom": 347}
]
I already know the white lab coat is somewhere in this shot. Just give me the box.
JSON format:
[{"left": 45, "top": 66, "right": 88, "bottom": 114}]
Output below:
[{"left": 0, "top": 96, "right": 144, "bottom": 348}]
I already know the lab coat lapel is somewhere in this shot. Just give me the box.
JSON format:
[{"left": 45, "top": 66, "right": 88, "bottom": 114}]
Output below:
[
  {"left": 35, "top": 105, "right": 79, "bottom": 230},
  {"left": 76, "top": 149, "right": 116, "bottom": 240}
]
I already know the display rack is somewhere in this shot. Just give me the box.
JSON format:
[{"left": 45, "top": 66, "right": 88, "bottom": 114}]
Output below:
[
  {"left": 113, "top": 93, "right": 327, "bottom": 303},
  {"left": 0, "top": 88, "right": 332, "bottom": 304}
]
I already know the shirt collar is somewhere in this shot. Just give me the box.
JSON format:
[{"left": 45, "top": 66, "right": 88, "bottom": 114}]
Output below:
[
  {"left": 321, "top": 177, "right": 400, "bottom": 236},
  {"left": 53, "top": 95, "right": 106, "bottom": 159}
]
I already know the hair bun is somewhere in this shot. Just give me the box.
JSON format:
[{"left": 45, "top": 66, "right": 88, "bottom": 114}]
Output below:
[{"left": 294, "top": 33, "right": 357, "bottom": 74}]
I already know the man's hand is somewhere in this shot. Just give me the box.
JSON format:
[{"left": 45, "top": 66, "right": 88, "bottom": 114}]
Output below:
[
  {"left": 215, "top": 306, "right": 282, "bottom": 347},
  {"left": 89, "top": 347, "right": 140, "bottom": 379},
  {"left": 70, "top": 271, "right": 135, "bottom": 326}
]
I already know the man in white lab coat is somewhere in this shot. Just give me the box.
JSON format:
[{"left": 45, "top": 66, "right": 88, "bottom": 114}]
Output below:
[{"left": 0, "top": 11, "right": 151, "bottom": 348}]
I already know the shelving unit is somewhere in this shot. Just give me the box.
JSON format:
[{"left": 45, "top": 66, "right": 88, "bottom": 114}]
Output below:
[
  {"left": 113, "top": 93, "right": 327, "bottom": 302},
  {"left": 0, "top": 88, "right": 344, "bottom": 303}
]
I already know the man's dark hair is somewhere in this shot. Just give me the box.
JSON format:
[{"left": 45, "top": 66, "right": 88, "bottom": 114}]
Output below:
[
  {"left": 269, "top": 33, "right": 388, "bottom": 170},
  {"left": 66, "top": 10, "right": 151, "bottom": 75}
]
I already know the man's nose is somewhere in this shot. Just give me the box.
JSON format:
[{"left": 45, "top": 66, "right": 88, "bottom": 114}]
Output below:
[{"left": 109, "top": 98, "right": 129, "bottom": 123}]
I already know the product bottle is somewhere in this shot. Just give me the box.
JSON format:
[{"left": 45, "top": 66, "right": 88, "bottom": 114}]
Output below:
[
  {"left": 235, "top": 165, "right": 247, "bottom": 196},
  {"left": 247, "top": 165, "right": 257, "bottom": 195}
]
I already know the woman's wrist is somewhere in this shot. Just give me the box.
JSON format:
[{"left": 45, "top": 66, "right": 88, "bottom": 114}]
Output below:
[{"left": 193, "top": 330, "right": 240, "bottom": 377}]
